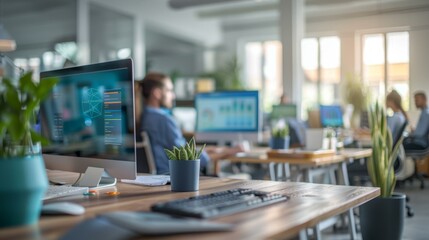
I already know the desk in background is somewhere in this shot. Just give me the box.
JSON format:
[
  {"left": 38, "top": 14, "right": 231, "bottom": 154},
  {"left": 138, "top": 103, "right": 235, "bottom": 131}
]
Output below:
[
  {"left": 0, "top": 171, "right": 379, "bottom": 240},
  {"left": 225, "top": 148, "right": 373, "bottom": 239}
]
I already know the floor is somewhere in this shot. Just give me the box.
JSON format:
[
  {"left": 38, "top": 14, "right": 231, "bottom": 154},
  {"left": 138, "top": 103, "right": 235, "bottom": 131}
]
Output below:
[{"left": 322, "top": 178, "right": 429, "bottom": 240}]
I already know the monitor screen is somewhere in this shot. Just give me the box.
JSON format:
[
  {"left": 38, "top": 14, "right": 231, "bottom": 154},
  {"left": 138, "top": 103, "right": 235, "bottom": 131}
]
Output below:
[
  {"left": 271, "top": 104, "right": 297, "bottom": 120},
  {"left": 39, "top": 59, "right": 136, "bottom": 179},
  {"left": 320, "top": 105, "right": 344, "bottom": 128},
  {"left": 195, "top": 91, "right": 260, "bottom": 133}
]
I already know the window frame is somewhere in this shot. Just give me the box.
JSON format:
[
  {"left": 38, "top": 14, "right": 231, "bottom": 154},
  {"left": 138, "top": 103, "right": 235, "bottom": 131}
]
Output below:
[{"left": 359, "top": 29, "right": 410, "bottom": 108}]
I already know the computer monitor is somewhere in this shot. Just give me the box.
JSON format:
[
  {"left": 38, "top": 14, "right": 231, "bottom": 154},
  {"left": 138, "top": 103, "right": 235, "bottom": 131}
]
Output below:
[
  {"left": 40, "top": 59, "right": 136, "bottom": 188},
  {"left": 320, "top": 105, "right": 344, "bottom": 128},
  {"left": 195, "top": 91, "right": 261, "bottom": 144},
  {"left": 270, "top": 104, "right": 297, "bottom": 120}
]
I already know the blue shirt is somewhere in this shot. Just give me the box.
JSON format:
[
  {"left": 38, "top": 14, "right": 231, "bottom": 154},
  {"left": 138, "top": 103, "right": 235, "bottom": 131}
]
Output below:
[
  {"left": 141, "top": 107, "right": 209, "bottom": 174},
  {"left": 413, "top": 107, "right": 429, "bottom": 138},
  {"left": 387, "top": 111, "right": 406, "bottom": 139}
]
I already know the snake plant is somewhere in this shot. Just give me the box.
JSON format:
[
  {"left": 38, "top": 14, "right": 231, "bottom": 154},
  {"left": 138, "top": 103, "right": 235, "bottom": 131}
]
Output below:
[
  {"left": 367, "top": 102, "right": 404, "bottom": 197},
  {"left": 164, "top": 137, "right": 205, "bottom": 160}
]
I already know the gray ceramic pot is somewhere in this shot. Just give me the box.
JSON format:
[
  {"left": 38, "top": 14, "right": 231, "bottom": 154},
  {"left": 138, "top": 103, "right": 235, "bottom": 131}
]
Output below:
[{"left": 169, "top": 159, "right": 200, "bottom": 192}]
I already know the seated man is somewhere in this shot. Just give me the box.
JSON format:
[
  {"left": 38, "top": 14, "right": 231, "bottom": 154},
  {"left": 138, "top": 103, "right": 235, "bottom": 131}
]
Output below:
[
  {"left": 140, "top": 72, "right": 243, "bottom": 175},
  {"left": 404, "top": 91, "right": 429, "bottom": 150}
]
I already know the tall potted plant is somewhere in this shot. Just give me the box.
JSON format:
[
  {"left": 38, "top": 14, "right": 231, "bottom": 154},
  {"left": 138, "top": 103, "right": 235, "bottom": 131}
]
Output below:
[
  {"left": 0, "top": 72, "right": 58, "bottom": 227},
  {"left": 341, "top": 74, "right": 368, "bottom": 128},
  {"left": 359, "top": 102, "right": 405, "bottom": 240},
  {"left": 164, "top": 138, "right": 205, "bottom": 192}
]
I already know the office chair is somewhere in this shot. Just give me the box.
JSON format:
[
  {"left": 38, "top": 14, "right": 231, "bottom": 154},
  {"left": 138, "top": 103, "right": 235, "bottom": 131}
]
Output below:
[
  {"left": 389, "top": 121, "right": 415, "bottom": 218},
  {"left": 393, "top": 121, "right": 408, "bottom": 175},
  {"left": 136, "top": 131, "right": 157, "bottom": 174},
  {"left": 404, "top": 142, "right": 429, "bottom": 190},
  {"left": 287, "top": 119, "right": 306, "bottom": 148}
]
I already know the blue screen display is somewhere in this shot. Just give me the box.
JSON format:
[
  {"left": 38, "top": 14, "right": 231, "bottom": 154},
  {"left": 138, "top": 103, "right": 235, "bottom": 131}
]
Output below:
[
  {"left": 320, "top": 105, "right": 344, "bottom": 128},
  {"left": 195, "top": 91, "right": 260, "bottom": 132},
  {"left": 40, "top": 62, "right": 135, "bottom": 162}
]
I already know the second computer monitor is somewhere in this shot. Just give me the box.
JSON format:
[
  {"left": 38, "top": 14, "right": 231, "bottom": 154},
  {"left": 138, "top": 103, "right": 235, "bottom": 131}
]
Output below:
[
  {"left": 195, "top": 91, "right": 261, "bottom": 144},
  {"left": 320, "top": 105, "right": 344, "bottom": 128},
  {"left": 271, "top": 104, "right": 297, "bottom": 120}
]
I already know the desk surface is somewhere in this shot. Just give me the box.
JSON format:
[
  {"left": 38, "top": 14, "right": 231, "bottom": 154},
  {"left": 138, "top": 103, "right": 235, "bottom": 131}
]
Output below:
[
  {"left": 0, "top": 171, "right": 379, "bottom": 240},
  {"left": 228, "top": 148, "right": 372, "bottom": 166}
]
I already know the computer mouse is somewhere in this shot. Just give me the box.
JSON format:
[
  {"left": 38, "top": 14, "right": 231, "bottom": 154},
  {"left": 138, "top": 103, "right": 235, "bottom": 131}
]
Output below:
[{"left": 42, "top": 202, "right": 85, "bottom": 216}]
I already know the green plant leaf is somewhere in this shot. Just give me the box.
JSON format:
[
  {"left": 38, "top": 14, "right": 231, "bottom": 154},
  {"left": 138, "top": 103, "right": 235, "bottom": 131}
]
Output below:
[
  {"left": 179, "top": 147, "right": 188, "bottom": 160},
  {"left": 4, "top": 81, "right": 21, "bottom": 111},
  {"left": 36, "top": 77, "right": 58, "bottom": 100},
  {"left": 20, "top": 72, "right": 37, "bottom": 95},
  {"left": 30, "top": 129, "right": 49, "bottom": 146},
  {"left": 173, "top": 146, "right": 180, "bottom": 158},
  {"left": 164, "top": 149, "right": 177, "bottom": 160},
  {"left": 7, "top": 114, "right": 25, "bottom": 142},
  {"left": 196, "top": 144, "right": 206, "bottom": 159}
]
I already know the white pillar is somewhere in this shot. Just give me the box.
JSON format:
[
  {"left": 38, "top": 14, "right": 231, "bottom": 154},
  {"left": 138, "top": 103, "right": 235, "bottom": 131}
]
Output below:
[
  {"left": 77, "top": 0, "right": 90, "bottom": 64},
  {"left": 279, "top": 0, "right": 305, "bottom": 117},
  {"left": 134, "top": 16, "right": 145, "bottom": 79}
]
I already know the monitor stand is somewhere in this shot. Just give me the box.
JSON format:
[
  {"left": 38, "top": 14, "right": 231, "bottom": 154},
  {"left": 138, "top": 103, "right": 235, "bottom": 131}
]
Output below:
[{"left": 75, "top": 166, "right": 117, "bottom": 189}]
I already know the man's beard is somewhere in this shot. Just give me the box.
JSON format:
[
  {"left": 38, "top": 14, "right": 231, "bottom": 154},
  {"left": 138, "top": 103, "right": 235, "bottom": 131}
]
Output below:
[{"left": 160, "top": 98, "right": 174, "bottom": 109}]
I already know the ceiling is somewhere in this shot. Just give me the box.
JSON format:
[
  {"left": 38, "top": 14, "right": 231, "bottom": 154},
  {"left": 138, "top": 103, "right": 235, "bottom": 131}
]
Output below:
[{"left": 178, "top": 0, "right": 429, "bottom": 27}]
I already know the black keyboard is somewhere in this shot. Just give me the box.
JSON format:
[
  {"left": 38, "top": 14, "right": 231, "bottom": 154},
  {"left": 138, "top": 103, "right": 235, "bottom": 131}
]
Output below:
[{"left": 151, "top": 188, "right": 288, "bottom": 219}]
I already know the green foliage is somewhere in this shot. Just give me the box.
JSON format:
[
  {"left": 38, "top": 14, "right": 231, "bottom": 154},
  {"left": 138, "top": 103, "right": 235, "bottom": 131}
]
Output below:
[
  {"left": 199, "top": 56, "right": 244, "bottom": 91},
  {"left": 0, "top": 72, "right": 58, "bottom": 157},
  {"left": 272, "top": 126, "right": 289, "bottom": 138},
  {"left": 164, "top": 137, "right": 206, "bottom": 160},
  {"left": 367, "top": 102, "right": 404, "bottom": 198},
  {"left": 341, "top": 74, "right": 368, "bottom": 113},
  {"left": 324, "top": 128, "right": 336, "bottom": 138}
]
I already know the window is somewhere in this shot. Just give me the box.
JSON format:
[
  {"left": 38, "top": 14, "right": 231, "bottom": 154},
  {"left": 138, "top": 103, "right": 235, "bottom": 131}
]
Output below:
[
  {"left": 362, "top": 32, "right": 409, "bottom": 109},
  {"left": 244, "top": 41, "right": 282, "bottom": 111},
  {"left": 301, "top": 36, "right": 341, "bottom": 119}
]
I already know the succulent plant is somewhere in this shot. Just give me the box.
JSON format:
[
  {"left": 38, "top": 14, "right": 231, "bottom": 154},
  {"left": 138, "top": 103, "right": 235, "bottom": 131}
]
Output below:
[
  {"left": 272, "top": 125, "right": 289, "bottom": 138},
  {"left": 164, "top": 137, "right": 206, "bottom": 160},
  {"left": 367, "top": 102, "right": 404, "bottom": 197}
]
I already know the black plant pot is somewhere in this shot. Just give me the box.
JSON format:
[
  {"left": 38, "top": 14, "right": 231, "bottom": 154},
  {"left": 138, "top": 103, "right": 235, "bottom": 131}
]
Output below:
[
  {"left": 169, "top": 160, "right": 200, "bottom": 192},
  {"left": 359, "top": 193, "right": 406, "bottom": 240}
]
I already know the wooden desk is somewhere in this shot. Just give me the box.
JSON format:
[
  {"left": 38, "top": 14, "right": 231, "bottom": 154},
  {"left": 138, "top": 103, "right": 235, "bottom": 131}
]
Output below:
[
  {"left": 0, "top": 172, "right": 379, "bottom": 240},
  {"left": 229, "top": 154, "right": 346, "bottom": 166},
  {"left": 228, "top": 148, "right": 371, "bottom": 166},
  {"left": 224, "top": 148, "right": 373, "bottom": 239}
]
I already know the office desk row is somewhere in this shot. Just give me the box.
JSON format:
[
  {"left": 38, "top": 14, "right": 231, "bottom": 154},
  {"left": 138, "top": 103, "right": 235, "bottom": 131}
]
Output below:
[
  {"left": 223, "top": 148, "right": 373, "bottom": 239},
  {"left": 225, "top": 148, "right": 372, "bottom": 181},
  {"left": 0, "top": 171, "right": 379, "bottom": 240}
]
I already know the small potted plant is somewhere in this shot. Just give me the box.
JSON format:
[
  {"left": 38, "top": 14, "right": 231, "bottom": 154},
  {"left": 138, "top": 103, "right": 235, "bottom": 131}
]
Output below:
[
  {"left": 322, "top": 128, "right": 337, "bottom": 151},
  {"left": 270, "top": 126, "right": 290, "bottom": 150},
  {"left": 0, "top": 72, "right": 58, "bottom": 227},
  {"left": 164, "top": 138, "right": 205, "bottom": 192},
  {"left": 359, "top": 102, "right": 405, "bottom": 240}
]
